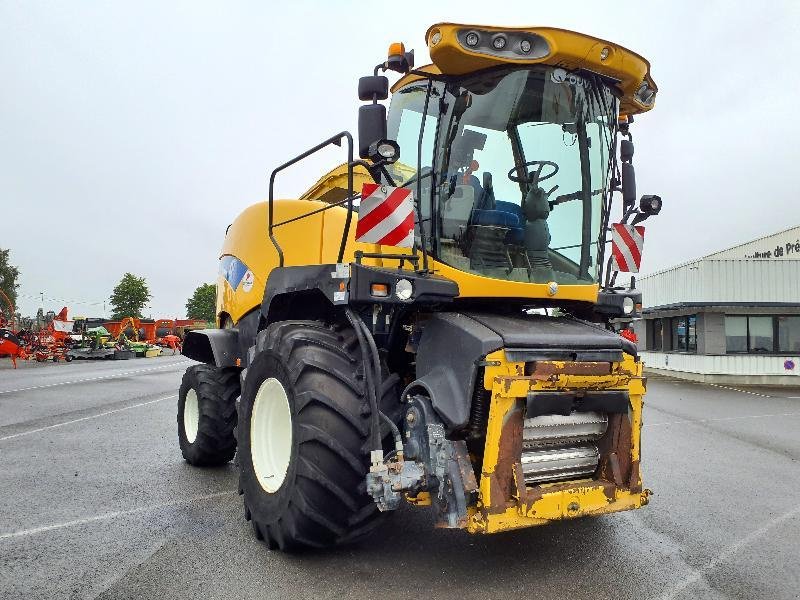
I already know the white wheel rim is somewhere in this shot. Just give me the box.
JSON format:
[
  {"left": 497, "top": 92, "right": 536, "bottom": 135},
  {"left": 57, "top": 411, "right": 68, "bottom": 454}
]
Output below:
[
  {"left": 184, "top": 388, "right": 199, "bottom": 443},
  {"left": 250, "top": 377, "right": 293, "bottom": 493}
]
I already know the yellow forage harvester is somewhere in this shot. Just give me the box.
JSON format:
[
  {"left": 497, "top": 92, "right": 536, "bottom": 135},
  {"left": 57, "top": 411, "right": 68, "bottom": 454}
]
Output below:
[{"left": 177, "top": 23, "right": 662, "bottom": 551}]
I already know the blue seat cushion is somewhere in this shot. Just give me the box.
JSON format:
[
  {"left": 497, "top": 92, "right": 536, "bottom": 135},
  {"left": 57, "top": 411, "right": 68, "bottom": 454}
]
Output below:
[
  {"left": 471, "top": 209, "right": 519, "bottom": 228},
  {"left": 494, "top": 201, "right": 524, "bottom": 221},
  {"left": 493, "top": 201, "right": 525, "bottom": 244}
]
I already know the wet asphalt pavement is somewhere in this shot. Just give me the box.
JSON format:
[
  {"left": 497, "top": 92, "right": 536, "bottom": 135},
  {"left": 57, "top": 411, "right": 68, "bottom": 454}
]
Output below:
[{"left": 1, "top": 356, "right": 799, "bottom": 600}]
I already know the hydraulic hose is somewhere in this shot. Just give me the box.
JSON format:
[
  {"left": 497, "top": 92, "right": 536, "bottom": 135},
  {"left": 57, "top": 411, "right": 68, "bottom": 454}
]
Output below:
[
  {"left": 357, "top": 314, "right": 386, "bottom": 450},
  {"left": 380, "top": 411, "right": 404, "bottom": 457},
  {"left": 345, "top": 309, "right": 382, "bottom": 457}
]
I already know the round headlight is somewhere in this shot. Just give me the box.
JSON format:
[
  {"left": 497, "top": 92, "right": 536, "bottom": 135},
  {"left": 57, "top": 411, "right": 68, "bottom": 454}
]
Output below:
[
  {"left": 622, "top": 297, "right": 635, "bottom": 314},
  {"left": 465, "top": 31, "right": 480, "bottom": 47},
  {"left": 492, "top": 35, "right": 507, "bottom": 50},
  {"left": 377, "top": 142, "right": 397, "bottom": 159},
  {"left": 395, "top": 279, "right": 413, "bottom": 301},
  {"left": 369, "top": 139, "right": 400, "bottom": 164},
  {"left": 519, "top": 39, "right": 532, "bottom": 53},
  {"left": 430, "top": 30, "right": 442, "bottom": 46}
]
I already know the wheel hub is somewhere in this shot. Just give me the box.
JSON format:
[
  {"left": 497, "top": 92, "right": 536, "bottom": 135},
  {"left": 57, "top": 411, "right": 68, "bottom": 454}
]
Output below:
[
  {"left": 250, "top": 377, "right": 293, "bottom": 493},
  {"left": 184, "top": 388, "right": 199, "bottom": 443}
]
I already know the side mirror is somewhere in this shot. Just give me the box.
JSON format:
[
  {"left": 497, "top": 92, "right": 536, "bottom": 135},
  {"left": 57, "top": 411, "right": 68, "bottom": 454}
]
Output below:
[
  {"left": 622, "top": 162, "right": 636, "bottom": 210},
  {"left": 358, "top": 76, "right": 388, "bottom": 101},
  {"left": 620, "top": 139, "right": 634, "bottom": 162},
  {"left": 358, "top": 104, "right": 387, "bottom": 159},
  {"left": 620, "top": 139, "right": 636, "bottom": 210}
]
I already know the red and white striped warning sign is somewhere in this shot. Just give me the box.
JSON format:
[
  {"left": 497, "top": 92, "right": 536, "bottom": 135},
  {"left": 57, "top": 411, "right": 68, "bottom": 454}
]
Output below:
[
  {"left": 355, "top": 183, "right": 415, "bottom": 247},
  {"left": 611, "top": 223, "right": 645, "bottom": 273}
]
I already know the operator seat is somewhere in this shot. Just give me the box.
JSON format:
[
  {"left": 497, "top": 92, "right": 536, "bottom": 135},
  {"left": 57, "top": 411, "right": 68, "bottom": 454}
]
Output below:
[
  {"left": 470, "top": 172, "right": 525, "bottom": 244},
  {"left": 466, "top": 172, "right": 528, "bottom": 269},
  {"left": 470, "top": 173, "right": 519, "bottom": 229},
  {"left": 523, "top": 184, "right": 555, "bottom": 281}
]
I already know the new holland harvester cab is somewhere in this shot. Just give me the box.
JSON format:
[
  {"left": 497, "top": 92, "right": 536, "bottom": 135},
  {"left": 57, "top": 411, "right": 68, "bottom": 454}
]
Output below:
[{"left": 177, "top": 23, "right": 662, "bottom": 551}]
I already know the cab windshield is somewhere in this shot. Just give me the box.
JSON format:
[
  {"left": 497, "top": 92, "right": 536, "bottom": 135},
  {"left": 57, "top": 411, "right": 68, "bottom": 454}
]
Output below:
[{"left": 386, "top": 66, "right": 618, "bottom": 284}]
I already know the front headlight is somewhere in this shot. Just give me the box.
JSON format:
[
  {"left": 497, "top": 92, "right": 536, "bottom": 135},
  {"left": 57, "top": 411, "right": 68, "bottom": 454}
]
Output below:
[
  {"left": 622, "top": 297, "right": 635, "bottom": 314},
  {"left": 395, "top": 279, "right": 413, "bottom": 301}
]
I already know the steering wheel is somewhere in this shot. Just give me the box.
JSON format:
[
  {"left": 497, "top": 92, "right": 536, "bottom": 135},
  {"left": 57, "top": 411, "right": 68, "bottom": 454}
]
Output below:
[{"left": 507, "top": 160, "right": 559, "bottom": 187}]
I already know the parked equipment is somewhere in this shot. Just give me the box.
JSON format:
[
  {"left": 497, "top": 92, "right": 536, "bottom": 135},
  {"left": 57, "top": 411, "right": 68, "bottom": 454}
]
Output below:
[
  {"left": 0, "top": 329, "right": 27, "bottom": 368},
  {"left": 177, "top": 24, "right": 662, "bottom": 551}
]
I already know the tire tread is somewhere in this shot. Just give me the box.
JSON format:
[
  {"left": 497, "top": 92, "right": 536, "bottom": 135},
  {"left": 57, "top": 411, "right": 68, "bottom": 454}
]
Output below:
[{"left": 241, "top": 319, "right": 398, "bottom": 551}]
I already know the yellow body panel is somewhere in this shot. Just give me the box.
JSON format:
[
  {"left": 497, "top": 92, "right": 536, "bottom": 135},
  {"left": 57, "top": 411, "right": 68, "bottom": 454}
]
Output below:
[
  {"left": 217, "top": 201, "right": 381, "bottom": 324},
  {"left": 430, "top": 259, "right": 599, "bottom": 303},
  {"left": 464, "top": 350, "right": 648, "bottom": 534},
  {"left": 298, "top": 163, "right": 373, "bottom": 204},
  {"left": 217, "top": 199, "right": 601, "bottom": 324}
]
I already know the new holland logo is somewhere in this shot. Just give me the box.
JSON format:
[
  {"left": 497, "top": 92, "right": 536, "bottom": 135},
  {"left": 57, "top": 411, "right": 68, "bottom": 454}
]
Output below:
[
  {"left": 551, "top": 68, "right": 589, "bottom": 87},
  {"left": 355, "top": 183, "right": 415, "bottom": 247}
]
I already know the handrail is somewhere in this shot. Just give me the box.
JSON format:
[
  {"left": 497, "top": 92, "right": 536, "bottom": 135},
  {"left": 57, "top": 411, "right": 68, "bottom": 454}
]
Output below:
[
  {"left": 272, "top": 193, "right": 361, "bottom": 228},
  {"left": 268, "top": 132, "right": 356, "bottom": 267},
  {"left": 354, "top": 251, "right": 420, "bottom": 269}
]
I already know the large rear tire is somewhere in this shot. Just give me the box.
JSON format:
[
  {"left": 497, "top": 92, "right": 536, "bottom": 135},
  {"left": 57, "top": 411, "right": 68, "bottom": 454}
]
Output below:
[
  {"left": 238, "top": 320, "right": 399, "bottom": 552},
  {"left": 178, "top": 364, "right": 239, "bottom": 466}
]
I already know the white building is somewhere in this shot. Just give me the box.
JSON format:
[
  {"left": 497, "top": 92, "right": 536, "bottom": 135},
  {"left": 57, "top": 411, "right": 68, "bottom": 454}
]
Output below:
[{"left": 632, "top": 225, "right": 800, "bottom": 385}]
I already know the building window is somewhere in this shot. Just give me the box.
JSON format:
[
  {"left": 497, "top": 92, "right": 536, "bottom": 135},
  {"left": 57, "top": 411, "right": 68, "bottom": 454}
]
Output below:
[
  {"left": 748, "top": 316, "right": 774, "bottom": 353},
  {"left": 671, "top": 315, "right": 697, "bottom": 353},
  {"left": 726, "top": 315, "right": 800, "bottom": 354},
  {"left": 778, "top": 316, "right": 800, "bottom": 352},
  {"left": 652, "top": 319, "right": 663, "bottom": 351},
  {"left": 671, "top": 317, "right": 685, "bottom": 351},
  {"left": 725, "top": 316, "right": 748, "bottom": 352}
]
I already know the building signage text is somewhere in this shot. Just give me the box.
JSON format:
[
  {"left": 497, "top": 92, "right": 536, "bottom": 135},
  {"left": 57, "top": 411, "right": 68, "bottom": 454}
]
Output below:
[{"left": 745, "top": 239, "right": 800, "bottom": 259}]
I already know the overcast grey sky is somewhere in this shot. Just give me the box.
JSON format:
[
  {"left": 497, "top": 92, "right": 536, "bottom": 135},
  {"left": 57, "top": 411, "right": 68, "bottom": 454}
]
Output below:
[{"left": 2, "top": 1, "right": 799, "bottom": 318}]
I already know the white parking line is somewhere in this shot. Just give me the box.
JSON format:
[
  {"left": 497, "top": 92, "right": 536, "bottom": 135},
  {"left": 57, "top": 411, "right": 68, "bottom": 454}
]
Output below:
[
  {"left": 0, "top": 394, "right": 177, "bottom": 442},
  {"left": 644, "top": 412, "right": 800, "bottom": 428},
  {"left": 707, "top": 382, "right": 800, "bottom": 399},
  {"left": 0, "top": 361, "right": 186, "bottom": 395},
  {"left": 0, "top": 490, "right": 235, "bottom": 540},
  {"left": 657, "top": 504, "right": 800, "bottom": 599}
]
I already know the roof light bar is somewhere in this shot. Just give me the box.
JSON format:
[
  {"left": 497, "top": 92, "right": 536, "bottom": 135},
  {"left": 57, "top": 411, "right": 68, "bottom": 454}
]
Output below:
[{"left": 456, "top": 28, "right": 549, "bottom": 60}]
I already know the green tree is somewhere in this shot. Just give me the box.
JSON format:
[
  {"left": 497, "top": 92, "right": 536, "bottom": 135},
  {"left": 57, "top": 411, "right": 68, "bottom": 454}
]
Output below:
[
  {"left": 110, "top": 273, "right": 151, "bottom": 320},
  {"left": 185, "top": 283, "right": 216, "bottom": 322},
  {"left": 0, "top": 248, "right": 20, "bottom": 311}
]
